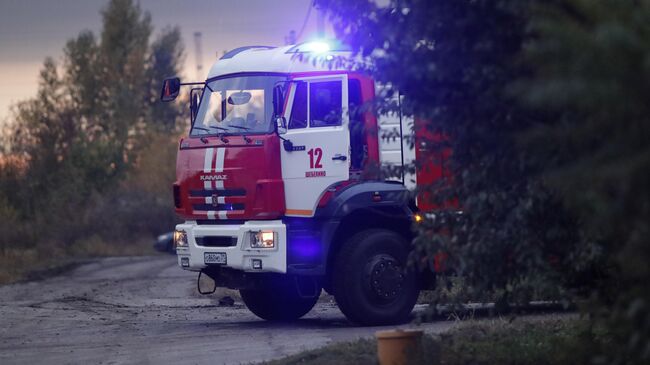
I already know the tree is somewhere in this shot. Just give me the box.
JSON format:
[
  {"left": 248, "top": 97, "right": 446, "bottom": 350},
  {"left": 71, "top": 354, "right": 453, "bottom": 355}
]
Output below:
[
  {"left": 147, "top": 27, "right": 185, "bottom": 131},
  {"left": 521, "top": 1, "right": 650, "bottom": 363},
  {"left": 0, "top": 0, "right": 184, "bottom": 253},
  {"left": 317, "top": 0, "right": 580, "bottom": 307},
  {"left": 319, "top": 0, "right": 649, "bottom": 362}
]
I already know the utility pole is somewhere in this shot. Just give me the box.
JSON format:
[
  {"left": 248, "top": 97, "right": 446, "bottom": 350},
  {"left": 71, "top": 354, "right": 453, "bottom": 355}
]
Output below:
[{"left": 193, "top": 32, "right": 203, "bottom": 80}]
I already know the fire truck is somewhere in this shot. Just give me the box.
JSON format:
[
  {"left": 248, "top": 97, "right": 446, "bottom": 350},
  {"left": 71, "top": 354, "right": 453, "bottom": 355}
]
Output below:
[{"left": 161, "top": 41, "right": 437, "bottom": 325}]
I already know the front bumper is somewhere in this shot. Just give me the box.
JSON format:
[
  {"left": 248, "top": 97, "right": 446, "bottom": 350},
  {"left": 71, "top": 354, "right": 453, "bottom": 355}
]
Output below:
[{"left": 175, "top": 220, "right": 287, "bottom": 273}]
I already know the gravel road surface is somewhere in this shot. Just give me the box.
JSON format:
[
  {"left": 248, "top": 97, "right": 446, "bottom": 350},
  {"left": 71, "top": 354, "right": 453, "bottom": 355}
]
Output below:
[{"left": 0, "top": 255, "right": 456, "bottom": 364}]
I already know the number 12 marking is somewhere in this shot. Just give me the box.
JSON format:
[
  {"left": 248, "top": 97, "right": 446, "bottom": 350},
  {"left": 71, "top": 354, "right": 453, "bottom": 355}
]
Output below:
[{"left": 308, "top": 148, "right": 323, "bottom": 169}]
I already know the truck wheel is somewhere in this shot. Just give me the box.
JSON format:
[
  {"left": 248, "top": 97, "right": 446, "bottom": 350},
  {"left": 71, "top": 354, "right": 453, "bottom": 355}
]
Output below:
[
  {"left": 240, "top": 277, "right": 320, "bottom": 321},
  {"left": 332, "top": 229, "right": 419, "bottom": 325}
]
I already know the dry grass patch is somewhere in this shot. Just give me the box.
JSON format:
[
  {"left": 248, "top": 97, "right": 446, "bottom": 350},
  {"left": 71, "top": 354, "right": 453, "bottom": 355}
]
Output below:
[{"left": 0, "top": 235, "right": 155, "bottom": 285}]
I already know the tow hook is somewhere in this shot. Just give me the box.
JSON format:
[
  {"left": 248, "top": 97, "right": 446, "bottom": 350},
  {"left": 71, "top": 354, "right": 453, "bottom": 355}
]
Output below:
[{"left": 197, "top": 270, "right": 217, "bottom": 295}]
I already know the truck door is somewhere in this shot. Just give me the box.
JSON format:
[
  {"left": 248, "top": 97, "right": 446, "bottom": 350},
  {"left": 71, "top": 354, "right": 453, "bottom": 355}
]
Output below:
[{"left": 280, "top": 74, "right": 350, "bottom": 217}]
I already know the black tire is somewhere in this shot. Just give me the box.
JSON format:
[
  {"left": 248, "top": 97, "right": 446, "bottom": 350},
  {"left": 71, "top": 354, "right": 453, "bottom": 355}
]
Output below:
[
  {"left": 332, "top": 229, "right": 419, "bottom": 326},
  {"left": 240, "top": 276, "right": 320, "bottom": 321}
]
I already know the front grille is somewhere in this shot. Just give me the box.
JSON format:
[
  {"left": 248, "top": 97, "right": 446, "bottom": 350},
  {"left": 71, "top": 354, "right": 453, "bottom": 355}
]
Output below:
[
  {"left": 196, "top": 236, "right": 238, "bottom": 247},
  {"left": 190, "top": 188, "right": 247, "bottom": 216},
  {"left": 192, "top": 203, "right": 245, "bottom": 211},
  {"left": 190, "top": 189, "right": 246, "bottom": 197}
]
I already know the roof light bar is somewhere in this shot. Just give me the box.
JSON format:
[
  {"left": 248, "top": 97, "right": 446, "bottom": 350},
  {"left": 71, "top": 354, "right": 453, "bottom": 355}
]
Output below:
[{"left": 303, "top": 41, "right": 331, "bottom": 53}]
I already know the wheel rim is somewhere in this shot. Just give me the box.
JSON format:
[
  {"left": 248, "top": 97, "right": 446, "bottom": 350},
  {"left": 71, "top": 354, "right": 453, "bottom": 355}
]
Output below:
[{"left": 364, "top": 254, "right": 405, "bottom": 303}]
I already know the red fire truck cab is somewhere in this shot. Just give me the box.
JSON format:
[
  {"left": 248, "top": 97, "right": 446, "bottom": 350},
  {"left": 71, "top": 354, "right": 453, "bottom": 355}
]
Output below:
[{"left": 161, "top": 41, "right": 433, "bottom": 325}]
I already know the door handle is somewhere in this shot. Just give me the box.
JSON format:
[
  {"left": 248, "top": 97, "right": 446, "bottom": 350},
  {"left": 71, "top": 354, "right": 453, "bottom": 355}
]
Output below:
[{"left": 332, "top": 154, "right": 347, "bottom": 161}]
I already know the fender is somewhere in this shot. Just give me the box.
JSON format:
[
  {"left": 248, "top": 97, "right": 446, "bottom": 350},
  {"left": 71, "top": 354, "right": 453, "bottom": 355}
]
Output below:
[
  {"left": 285, "top": 181, "right": 416, "bottom": 276},
  {"left": 317, "top": 181, "right": 414, "bottom": 219}
]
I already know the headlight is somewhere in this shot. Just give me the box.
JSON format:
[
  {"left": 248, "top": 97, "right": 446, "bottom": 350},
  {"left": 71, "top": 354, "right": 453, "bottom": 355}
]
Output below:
[
  {"left": 250, "top": 230, "right": 276, "bottom": 249},
  {"left": 174, "top": 230, "right": 188, "bottom": 248}
]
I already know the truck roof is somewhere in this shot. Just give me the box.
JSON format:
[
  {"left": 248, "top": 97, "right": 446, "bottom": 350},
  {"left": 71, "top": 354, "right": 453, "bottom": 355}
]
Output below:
[{"left": 206, "top": 43, "right": 353, "bottom": 80}]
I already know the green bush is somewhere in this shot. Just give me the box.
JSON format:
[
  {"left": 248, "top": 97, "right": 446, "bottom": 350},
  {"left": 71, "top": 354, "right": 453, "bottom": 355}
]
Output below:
[
  {"left": 318, "top": 0, "right": 649, "bottom": 363},
  {"left": 0, "top": 0, "right": 184, "bottom": 282},
  {"left": 520, "top": 1, "right": 650, "bottom": 363},
  {"left": 317, "top": 0, "right": 581, "bottom": 309}
]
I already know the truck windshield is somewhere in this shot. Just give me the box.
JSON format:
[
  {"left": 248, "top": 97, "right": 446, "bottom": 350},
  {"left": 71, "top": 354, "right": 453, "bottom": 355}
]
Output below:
[{"left": 191, "top": 75, "right": 286, "bottom": 136}]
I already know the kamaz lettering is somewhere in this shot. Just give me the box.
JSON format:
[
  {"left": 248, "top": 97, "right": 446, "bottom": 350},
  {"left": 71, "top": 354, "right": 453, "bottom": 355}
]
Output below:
[{"left": 200, "top": 175, "right": 227, "bottom": 181}]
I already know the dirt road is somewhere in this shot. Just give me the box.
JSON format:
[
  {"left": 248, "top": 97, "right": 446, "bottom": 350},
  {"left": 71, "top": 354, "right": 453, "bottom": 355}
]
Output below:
[{"left": 0, "top": 255, "right": 455, "bottom": 364}]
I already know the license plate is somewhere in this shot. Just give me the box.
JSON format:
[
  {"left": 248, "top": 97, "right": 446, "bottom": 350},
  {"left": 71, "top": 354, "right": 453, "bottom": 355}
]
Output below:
[{"left": 204, "top": 252, "right": 227, "bottom": 265}]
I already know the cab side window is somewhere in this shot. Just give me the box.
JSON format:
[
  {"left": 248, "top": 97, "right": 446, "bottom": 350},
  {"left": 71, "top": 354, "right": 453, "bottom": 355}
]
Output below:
[
  {"left": 310, "top": 81, "right": 342, "bottom": 127},
  {"left": 289, "top": 82, "right": 307, "bottom": 129}
]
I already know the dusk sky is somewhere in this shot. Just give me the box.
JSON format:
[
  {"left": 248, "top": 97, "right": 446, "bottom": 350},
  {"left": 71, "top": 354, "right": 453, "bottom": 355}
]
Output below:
[{"left": 0, "top": 0, "right": 327, "bottom": 123}]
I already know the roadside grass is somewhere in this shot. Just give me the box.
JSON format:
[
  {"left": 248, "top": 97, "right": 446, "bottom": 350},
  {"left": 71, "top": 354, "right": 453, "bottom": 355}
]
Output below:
[
  {"left": 0, "top": 235, "right": 156, "bottom": 285},
  {"left": 440, "top": 316, "right": 593, "bottom": 365},
  {"left": 263, "top": 316, "right": 593, "bottom": 365},
  {"left": 263, "top": 338, "right": 378, "bottom": 365}
]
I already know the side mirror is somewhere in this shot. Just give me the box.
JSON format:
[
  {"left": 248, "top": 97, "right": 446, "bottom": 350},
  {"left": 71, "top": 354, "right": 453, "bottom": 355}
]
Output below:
[
  {"left": 160, "top": 77, "right": 181, "bottom": 102},
  {"left": 190, "top": 88, "right": 202, "bottom": 121},
  {"left": 272, "top": 84, "right": 284, "bottom": 117},
  {"left": 275, "top": 116, "right": 287, "bottom": 134}
]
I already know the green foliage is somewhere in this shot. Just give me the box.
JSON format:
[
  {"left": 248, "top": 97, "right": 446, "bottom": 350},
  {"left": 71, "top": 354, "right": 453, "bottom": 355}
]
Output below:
[
  {"left": 440, "top": 317, "right": 594, "bottom": 365},
  {"left": 520, "top": 1, "right": 650, "bottom": 363},
  {"left": 318, "top": 0, "right": 581, "bottom": 306},
  {"left": 0, "top": 194, "right": 22, "bottom": 253},
  {"left": 147, "top": 27, "right": 185, "bottom": 131},
  {"left": 0, "top": 0, "right": 184, "bottom": 275},
  {"left": 319, "top": 0, "right": 650, "bottom": 363}
]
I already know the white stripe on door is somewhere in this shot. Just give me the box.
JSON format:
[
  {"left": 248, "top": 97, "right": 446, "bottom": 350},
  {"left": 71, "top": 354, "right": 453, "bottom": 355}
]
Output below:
[
  {"left": 203, "top": 147, "right": 214, "bottom": 173},
  {"left": 215, "top": 148, "right": 225, "bottom": 172}
]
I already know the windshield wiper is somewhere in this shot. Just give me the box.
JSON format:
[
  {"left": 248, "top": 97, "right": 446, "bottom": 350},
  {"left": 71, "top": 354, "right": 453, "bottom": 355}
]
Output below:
[
  {"left": 208, "top": 126, "right": 230, "bottom": 143},
  {"left": 192, "top": 127, "right": 210, "bottom": 143},
  {"left": 209, "top": 126, "right": 228, "bottom": 131},
  {"left": 192, "top": 126, "right": 228, "bottom": 143},
  {"left": 228, "top": 125, "right": 251, "bottom": 130},
  {"left": 205, "top": 127, "right": 228, "bottom": 143}
]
